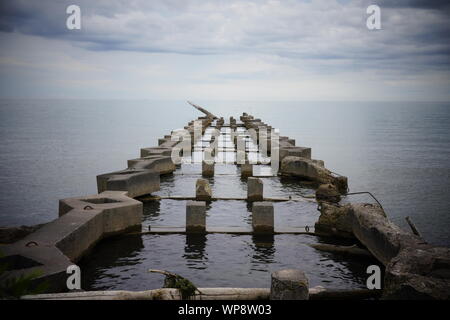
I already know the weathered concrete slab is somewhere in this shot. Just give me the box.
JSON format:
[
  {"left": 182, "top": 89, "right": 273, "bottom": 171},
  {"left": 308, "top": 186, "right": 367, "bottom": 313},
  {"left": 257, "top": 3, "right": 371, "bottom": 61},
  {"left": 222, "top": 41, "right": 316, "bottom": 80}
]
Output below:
[
  {"left": 97, "top": 168, "right": 160, "bottom": 198},
  {"left": 127, "top": 156, "right": 175, "bottom": 175}
]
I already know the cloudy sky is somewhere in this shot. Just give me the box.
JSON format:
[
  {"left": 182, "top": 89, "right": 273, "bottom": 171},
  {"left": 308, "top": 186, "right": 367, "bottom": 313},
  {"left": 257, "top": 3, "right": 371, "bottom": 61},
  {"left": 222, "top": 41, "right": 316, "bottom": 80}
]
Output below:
[{"left": 0, "top": 0, "right": 449, "bottom": 101}]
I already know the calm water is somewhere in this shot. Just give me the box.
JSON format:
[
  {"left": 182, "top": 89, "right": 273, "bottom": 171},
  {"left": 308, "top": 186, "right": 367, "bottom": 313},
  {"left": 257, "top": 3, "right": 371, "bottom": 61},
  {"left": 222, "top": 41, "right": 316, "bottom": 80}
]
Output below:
[
  {"left": 1, "top": 99, "right": 449, "bottom": 290},
  {"left": 1, "top": 99, "right": 449, "bottom": 245}
]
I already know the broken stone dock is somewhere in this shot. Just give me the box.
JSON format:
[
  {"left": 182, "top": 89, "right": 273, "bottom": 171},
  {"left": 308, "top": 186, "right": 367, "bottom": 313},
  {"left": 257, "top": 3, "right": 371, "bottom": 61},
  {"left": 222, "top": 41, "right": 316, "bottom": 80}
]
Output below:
[{"left": 1, "top": 103, "right": 449, "bottom": 300}]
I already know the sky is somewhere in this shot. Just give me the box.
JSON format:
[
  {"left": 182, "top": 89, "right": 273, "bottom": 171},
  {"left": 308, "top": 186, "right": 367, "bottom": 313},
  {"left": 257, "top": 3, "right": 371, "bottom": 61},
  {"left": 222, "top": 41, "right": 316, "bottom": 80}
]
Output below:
[{"left": 0, "top": 0, "right": 449, "bottom": 101}]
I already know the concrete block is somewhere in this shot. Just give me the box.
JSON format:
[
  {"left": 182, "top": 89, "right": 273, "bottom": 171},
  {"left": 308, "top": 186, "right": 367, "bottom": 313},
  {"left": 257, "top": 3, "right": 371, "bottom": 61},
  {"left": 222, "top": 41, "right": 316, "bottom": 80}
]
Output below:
[
  {"left": 279, "top": 146, "right": 311, "bottom": 162},
  {"left": 270, "top": 269, "right": 309, "bottom": 300},
  {"left": 195, "top": 178, "right": 212, "bottom": 201},
  {"left": 128, "top": 156, "right": 175, "bottom": 175},
  {"left": 202, "top": 161, "right": 214, "bottom": 177},
  {"left": 1, "top": 191, "right": 143, "bottom": 293},
  {"left": 97, "top": 168, "right": 160, "bottom": 198},
  {"left": 186, "top": 201, "right": 206, "bottom": 233},
  {"left": 252, "top": 202, "right": 274, "bottom": 234},
  {"left": 140, "top": 147, "right": 172, "bottom": 157},
  {"left": 159, "top": 139, "right": 179, "bottom": 148},
  {"left": 314, "top": 203, "right": 354, "bottom": 238},
  {"left": 247, "top": 177, "right": 263, "bottom": 202},
  {"left": 315, "top": 183, "right": 341, "bottom": 203},
  {"left": 280, "top": 156, "right": 334, "bottom": 185}
]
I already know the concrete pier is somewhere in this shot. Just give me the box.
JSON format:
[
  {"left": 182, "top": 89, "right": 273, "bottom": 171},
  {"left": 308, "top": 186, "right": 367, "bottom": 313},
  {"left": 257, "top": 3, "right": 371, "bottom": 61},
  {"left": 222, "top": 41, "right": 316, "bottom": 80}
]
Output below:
[
  {"left": 270, "top": 269, "right": 309, "bottom": 300},
  {"left": 3, "top": 106, "right": 448, "bottom": 300},
  {"left": 247, "top": 177, "right": 263, "bottom": 202},
  {"left": 252, "top": 202, "right": 274, "bottom": 234},
  {"left": 186, "top": 201, "right": 206, "bottom": 233}
]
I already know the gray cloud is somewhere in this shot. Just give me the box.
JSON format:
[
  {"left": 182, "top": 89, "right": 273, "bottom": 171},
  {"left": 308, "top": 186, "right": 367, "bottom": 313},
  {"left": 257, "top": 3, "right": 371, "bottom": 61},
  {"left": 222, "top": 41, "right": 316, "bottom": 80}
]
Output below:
[
  {"left": 0, "top": 0, "right": 449, "bottom": 100},
  {"left": 0, "top": 0, "right": 449, "bottom": 72}
]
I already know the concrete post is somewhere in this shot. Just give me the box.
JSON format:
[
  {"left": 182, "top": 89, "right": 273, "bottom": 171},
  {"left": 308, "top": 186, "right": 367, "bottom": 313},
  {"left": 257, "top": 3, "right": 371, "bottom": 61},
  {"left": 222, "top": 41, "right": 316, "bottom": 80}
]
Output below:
[
  {"left": 247, "top": 177, "right": 263, "bottom": 202},
  {"left": 241, "top": 163, "right": 253, "bottom": 178},
  {"left": 186, "top": 201, "right": 206, "bottom": 233},
  {"left": 252, "top": 202, "right": 274, "bottom": 234},
  {"left": 196, "top": 178, "right": 212, "bottom": 201},
  {"left": 202, "top": 161, "right": 215, "bottom": 177},
  {"left": 270, "top": 269, "right": 309, "bottom": 300}
]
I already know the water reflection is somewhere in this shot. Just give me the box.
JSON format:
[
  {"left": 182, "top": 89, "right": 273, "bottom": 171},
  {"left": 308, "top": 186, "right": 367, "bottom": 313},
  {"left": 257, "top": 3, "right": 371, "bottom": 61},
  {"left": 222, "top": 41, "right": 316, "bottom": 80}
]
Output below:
[
  {"left": 250, "top": 234, "right": 275, "bottom": 267},
  {"left": 183, "top": 234, "right": 208, "bottom": 269},
  {"left": 80, "top": 234, "right": 145, "bottom": 290},
  {"left": 143, "top": 199, "right": 161, "bottom": 220}
]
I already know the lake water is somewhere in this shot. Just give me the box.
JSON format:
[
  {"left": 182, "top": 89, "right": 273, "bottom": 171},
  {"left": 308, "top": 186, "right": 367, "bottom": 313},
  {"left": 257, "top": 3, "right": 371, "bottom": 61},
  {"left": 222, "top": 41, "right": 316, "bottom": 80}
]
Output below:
[
  {"left": 1, "top": 99, "right": 449, "bottom": 245},
  {"left": 1, "top": 99, "right": 449, "bottom": 290}
]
